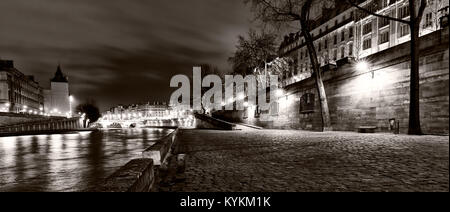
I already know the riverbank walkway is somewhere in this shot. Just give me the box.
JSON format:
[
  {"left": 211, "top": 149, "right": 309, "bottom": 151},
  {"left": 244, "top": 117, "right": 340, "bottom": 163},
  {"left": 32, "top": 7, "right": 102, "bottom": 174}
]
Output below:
[{"left": 158, "top": 129, "right": 449, "bottom": 192}]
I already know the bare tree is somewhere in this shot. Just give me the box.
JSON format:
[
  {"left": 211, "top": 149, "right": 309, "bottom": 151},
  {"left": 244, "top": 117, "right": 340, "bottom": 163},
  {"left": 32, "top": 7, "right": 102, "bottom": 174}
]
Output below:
[
  {"left": 229, "top": 29, "right": 278, "bottom": 76},
  {"left": 347, "top": 0, "right": 427, "bottom": 135},
  {"left": 245, "top": 0, "right": 333, "bottom": 131}
]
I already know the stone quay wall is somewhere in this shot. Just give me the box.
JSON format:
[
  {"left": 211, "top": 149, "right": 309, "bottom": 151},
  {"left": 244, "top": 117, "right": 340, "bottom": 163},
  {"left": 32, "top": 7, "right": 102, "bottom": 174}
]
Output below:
[
  {"left": 95, "top": 159, "right": 155, "bottom": 192},
  {"left": 97, "top": 128, "right": 179, "bottom": 192},
  {"left": 0, "top": 112, "right": 56, "bottom": 126},
  {"left": 215, "top": 28, "right": 449, "bottom": 135}
]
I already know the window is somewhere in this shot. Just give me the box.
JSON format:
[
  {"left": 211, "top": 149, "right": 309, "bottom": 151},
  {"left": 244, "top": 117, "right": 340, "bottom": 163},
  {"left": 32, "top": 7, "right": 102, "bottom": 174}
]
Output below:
[
  {"left": 333, "top": 49, "right": 337, "bottom": 60},
  {"left": 341, "top": 46, "right": 345, "bottom": 58},
  {"left": 425, "top": 13, "right": 433, "bottom": 28},
  {"left": 379, "top": 30, "right": 390, "bottom": 44},
  {"left": 349, "top": 26, "right": 354, "bottom": 38},
  {"left": 300, "top": 93, "right": 315, "bottom": 113},
  {"left": 324, "top": 39, "right": 328, "bottom": 49},
  {"left": 381, "top": 0, "right": 389, "bottom": 9},
  {"left": 334, "top": 34, "right": 337, "bottom": 44},
  {"left": 398, "top": 6, "right": 410, "bottom": 19},
  {"left": 349, "top": 43, "right": 353, "bottom": 56},
  {"left": 363, "top": 38, "right": 372, "bottom": 50},
  {"left": 341, "top": 31, "right": 345, "bottom": 41},
  {"left": 399, "top": 23, "right": 410, "bottom": 37},
  {"left": 300, "top": 51, "right": 303, "bottom": 59},
  {"left": 335, "top": 20, "right": 338, "bottom": 26},
  {"left": 379, "top": 17, "right": 390, "bottom": 28},
  {"left": 363, "top": 22, "right": 372, "bottom": 35},
  {"left": 318, "top": 42, "right": 322, "bottom": 51}
]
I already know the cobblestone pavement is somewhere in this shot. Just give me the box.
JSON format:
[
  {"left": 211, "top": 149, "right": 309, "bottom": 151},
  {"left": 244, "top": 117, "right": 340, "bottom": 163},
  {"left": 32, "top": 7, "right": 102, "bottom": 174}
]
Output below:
[{"left": 159, "top": 129, "right": 449, "bottom": 192}]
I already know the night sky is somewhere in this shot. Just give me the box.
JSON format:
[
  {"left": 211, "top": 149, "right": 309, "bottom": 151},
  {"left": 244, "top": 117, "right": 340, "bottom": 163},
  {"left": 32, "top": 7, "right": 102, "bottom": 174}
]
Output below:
[{"left": 0, "top": 0, "right": 255, "bottom": 111}]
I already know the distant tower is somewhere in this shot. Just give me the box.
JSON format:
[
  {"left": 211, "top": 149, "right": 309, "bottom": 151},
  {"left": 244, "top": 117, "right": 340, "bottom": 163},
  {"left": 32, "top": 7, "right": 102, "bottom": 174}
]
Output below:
[{"left": 50, "top": 64, "right": 70, "bottom": 115}]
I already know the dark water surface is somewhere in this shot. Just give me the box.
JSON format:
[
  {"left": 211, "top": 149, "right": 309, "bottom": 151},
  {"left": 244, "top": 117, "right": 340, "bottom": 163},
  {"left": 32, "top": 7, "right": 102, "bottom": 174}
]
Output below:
[{"left": 0, "top": 128, "right": 173, "bottom": 192}]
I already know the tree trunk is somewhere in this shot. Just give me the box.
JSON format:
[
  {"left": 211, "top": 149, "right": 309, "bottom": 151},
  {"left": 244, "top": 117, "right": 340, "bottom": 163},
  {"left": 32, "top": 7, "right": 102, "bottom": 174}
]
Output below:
[
  {"left": 299, "top": 20, "right": 332, "bottom": 132},
  {"left": 408, "top": 8, "right": 423, "bottom": 135}
]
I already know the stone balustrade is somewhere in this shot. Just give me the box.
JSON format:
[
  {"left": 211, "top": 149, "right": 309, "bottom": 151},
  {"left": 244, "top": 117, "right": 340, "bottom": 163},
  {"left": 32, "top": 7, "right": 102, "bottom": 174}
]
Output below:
[{"left": 0, "top": 117, "right": 82, "bottom": 135}]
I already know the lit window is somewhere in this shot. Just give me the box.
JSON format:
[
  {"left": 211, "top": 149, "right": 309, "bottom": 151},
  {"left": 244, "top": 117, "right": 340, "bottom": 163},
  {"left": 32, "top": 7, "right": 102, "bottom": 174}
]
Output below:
[
  {"left": 379, "top": 17, "right": 390, "bottom": 28},
  {"left": 398, "top": 6, "right": 410, "bottom": 19},
  {"left": 379, "top": 30, "right": 390, "bottom": 44},
  {"left": 399, "top": 23, "right": 410, "bottom": 37},
  {"left": 363, "top": 22, "right": 372, "bottom": 35},
  {"left": 363, "top": 38, "right": 372, "bottom": 50},
  {"left": 425, "top": 13, "right": 433, "bottom": 28}
]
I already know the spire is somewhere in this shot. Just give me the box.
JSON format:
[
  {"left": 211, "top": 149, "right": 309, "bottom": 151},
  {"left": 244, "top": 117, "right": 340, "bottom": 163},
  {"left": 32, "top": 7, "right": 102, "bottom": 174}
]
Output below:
[{"left": 51, "top": 64, "right": 68, "bottom": 83}]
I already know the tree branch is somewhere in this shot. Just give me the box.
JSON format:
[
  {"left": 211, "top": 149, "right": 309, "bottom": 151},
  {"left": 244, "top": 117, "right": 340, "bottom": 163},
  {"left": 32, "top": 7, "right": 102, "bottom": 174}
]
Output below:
[{"left": 416, "top": 0, "right": 428, "bottom": 23}]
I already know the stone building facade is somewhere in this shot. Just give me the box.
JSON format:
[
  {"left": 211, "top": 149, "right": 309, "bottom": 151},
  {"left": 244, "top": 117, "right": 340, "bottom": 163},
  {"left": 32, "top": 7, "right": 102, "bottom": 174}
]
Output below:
[
  {"left": 215, "top": 0, "right": 449, "bottom": 135},
  {"left": 103, "top": 102, "right": 172, "bottom": 121},
  {"left": 43, "top": 65, "right": 71, "bottom": 117},
  {"left": 215, "top": 28, "right": 449, "bottom": 135},
  {"left": 0, "top": 60, "right": 44, "bottom": 113},
  {"left": 277, "top": 0, "right": 449, "bottom": 87}
]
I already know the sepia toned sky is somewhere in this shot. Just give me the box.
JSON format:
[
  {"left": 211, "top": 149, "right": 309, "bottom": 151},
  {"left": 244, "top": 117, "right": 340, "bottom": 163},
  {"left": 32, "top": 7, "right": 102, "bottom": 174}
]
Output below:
[{"left": 0, "top": 0, "right": 255, "bottom": 110}]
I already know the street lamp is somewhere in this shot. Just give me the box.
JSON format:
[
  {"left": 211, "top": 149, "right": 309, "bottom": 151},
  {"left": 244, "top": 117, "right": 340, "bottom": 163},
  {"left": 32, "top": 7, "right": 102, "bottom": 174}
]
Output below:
[
  {"left": 356, "top": 60, "right": 369, "bottom": 72},
  {"left": 276, "top": 89, "right": 284, "bottom": 97}
]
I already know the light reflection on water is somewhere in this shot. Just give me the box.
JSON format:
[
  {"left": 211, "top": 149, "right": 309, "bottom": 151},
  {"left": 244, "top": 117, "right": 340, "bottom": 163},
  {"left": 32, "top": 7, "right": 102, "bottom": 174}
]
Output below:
[{"left": 0, "top": 128, "right": 173, "bottom": 192}]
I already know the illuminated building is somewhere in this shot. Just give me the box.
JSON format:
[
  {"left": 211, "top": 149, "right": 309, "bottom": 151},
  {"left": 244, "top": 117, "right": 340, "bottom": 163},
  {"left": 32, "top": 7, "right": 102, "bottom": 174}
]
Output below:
[
  {"left": 216, "top": 0, "right": 449, "bottom": 135},
  {"left": 278, "top": 0, "right": 449, "bottom": 86},
  {"left": 43, "top": 65, "right": 71, "bottom": 117},
  {"left": 0, "top": 60, "right": 44, "bottom": 113},
  {"left": 103, "top": 102, "right": 173, "bottom": 121}
]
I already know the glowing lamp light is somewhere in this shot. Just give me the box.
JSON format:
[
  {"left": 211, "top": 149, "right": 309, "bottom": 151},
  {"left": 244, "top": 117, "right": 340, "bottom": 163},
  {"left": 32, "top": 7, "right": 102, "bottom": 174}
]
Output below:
[
  {"left": 237, "top": 93, "right": 245, "bottom": 100},
  {"left": 276, "top": 89, "right": 285, "bottom": 97},
  {"left": 243, "top": 102, "right": 249, "bottom": 107},
  {"left": 356, "top": 60, "right": 369, "bottom": 72}
]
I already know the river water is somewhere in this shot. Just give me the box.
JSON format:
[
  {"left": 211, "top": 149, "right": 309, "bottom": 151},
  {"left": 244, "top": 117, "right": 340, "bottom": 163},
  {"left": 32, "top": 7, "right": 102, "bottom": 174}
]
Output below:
[{"left": 0, "top": 128, "right": 173, "bottom": 192}]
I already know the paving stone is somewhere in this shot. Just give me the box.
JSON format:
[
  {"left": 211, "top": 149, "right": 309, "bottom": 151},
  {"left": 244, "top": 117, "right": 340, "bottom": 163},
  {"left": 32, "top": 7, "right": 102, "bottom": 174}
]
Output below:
[{"left": 158, "top": 129, "right": 449, "bottom": 192}]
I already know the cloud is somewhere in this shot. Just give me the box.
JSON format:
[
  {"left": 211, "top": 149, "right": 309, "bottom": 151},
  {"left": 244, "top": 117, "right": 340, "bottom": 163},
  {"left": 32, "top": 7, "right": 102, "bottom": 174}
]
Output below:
[{"left": 0, "top": 0, "right": 254, "bottom": 110}]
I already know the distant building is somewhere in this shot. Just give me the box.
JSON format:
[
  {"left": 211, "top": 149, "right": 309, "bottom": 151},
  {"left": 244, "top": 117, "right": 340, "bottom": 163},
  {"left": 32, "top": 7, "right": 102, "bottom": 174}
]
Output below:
[
  {"left": 103, "top": 102, "right": 173, "bottom": 121},
  {"left": 43, "top": 65, "right": 71, "bottom": 117},
  {"left": 0, "top": 60, "right": 44, "bottom": 113}
]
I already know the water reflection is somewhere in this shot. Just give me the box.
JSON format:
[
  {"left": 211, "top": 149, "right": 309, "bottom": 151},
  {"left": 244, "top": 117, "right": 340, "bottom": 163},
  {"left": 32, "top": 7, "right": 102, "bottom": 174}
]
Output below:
[{"left": 0, "top": 128, "right": 173, "bottom": 192}]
